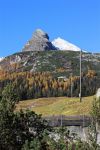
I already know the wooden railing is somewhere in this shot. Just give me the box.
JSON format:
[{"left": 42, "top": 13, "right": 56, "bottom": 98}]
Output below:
[{"left": 43, "top": 115, "right": 91, "bottom": 127}]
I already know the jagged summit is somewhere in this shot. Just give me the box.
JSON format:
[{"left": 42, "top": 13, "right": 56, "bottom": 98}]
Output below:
[
  {"left": 33, "top": 29, "right": 49, "bottom": 39},
  {"left": 22, "top": 29, "right": 57, "bottom": 51}
]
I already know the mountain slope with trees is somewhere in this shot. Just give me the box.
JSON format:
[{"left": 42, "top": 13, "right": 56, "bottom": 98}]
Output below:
[
  {"left": 0, "top": 50, "right": 100, "bottom": 100},
  {"left": 0, "top": 70, "right": 99, "bottom": 100}
]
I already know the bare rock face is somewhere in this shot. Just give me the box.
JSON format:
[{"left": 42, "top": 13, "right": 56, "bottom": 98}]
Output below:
[{"left": 22, "top": 29, "right": 57, "bottom": 51}]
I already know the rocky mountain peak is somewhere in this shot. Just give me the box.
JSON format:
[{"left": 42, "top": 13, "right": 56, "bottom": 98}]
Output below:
[
  {"left": 22, "top": 29, "right": 57, "bottom": 51},
  {"left": 33, "top": 29, "right": 49, "bottom": 40}
]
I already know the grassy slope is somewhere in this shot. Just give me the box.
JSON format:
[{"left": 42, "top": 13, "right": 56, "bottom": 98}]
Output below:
[{"left": 17, "top": 96, "right": 94, "bottom": 116}]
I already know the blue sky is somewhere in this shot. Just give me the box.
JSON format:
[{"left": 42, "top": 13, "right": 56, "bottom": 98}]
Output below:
[{"left": 0, "top": 0, "right": 100, "bottom": 57}]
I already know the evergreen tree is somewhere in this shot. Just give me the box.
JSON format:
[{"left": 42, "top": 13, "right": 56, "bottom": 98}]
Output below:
[{"left": 0, "top": 84, "right": 51, "bottom": 150}]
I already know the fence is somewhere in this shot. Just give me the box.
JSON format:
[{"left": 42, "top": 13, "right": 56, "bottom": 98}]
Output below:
[{"left": 43, "top": 115, "right": 91, "bottom": 127}]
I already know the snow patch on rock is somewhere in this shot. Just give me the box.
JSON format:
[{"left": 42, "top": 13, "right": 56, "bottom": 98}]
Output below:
[{"left": 52, "top": 37, "right": 81, "bottom": 51}]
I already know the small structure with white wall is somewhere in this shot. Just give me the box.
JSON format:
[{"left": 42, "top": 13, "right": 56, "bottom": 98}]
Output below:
[
  {"left": 96, "top": 88, "right": 100, "bottom": 99},
  {"left": 57, "top": 76, "right": 68, "bottom": 81}
]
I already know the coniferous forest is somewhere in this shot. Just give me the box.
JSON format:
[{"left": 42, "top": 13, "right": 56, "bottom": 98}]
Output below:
[{"left": 0, "top": 69, "right": 99, "bottom": 100}]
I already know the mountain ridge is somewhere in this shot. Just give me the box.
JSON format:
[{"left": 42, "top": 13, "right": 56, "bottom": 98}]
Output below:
[
  {"left": 22, "top": 29, "right": 85, "bottom": 52},
  {"left": 0, "top": 29, "right": 100, "bottom": 76},
  {"left": 0, "top": 51, "right": 100, "bottom": 77}
]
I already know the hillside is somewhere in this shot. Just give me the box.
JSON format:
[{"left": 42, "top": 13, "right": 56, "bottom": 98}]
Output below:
[
  {"left": 0, "top": 50, "right": 100, "bottom": 100},
  {"left": 16, "top": 96, "right": 94, "bottom": 116},
  {"left": 0, "top": 51, "right": 100, "bottom": 76}
]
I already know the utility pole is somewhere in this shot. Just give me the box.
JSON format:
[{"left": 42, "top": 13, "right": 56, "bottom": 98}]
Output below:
[
  {"left": 70, "top": 73, "right": 73, "bottom": 97},
  {"left": 80, "top": 49, "right": 82, "bottom": 102}
]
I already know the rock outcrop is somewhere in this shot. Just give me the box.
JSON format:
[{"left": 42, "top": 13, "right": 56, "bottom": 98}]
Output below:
[{"left": 22, "top": 29, "right": 57, "bottom": 51}]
